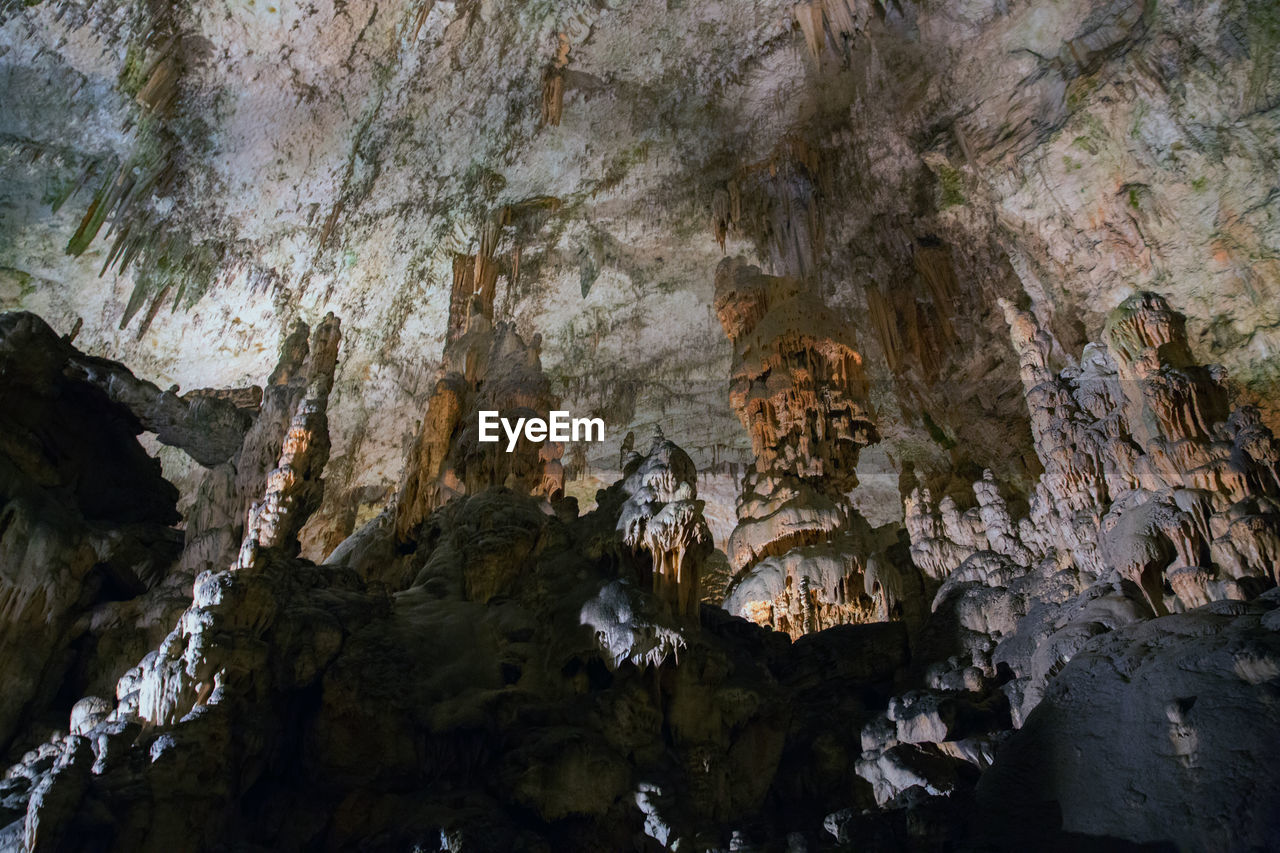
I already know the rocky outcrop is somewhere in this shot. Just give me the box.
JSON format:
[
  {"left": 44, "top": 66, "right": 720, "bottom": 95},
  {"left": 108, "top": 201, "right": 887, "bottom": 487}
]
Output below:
[
  {"left": 0, "top": 309, "right": 342, "bottom": 772},
  {"left": 974, "top": 591, "right": 1280, "bottom": 850},
  {"left": 0, "top": 312, "right": 182, "bottom": 759},
  {"left": 0, "top": 314, "right": 251, "bottom": 469},
  {"left": 0, "top": 313, "right": 366, "bottom": 849}
]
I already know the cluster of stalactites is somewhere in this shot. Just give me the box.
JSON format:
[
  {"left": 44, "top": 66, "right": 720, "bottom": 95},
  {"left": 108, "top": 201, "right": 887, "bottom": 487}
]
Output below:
[
  {"left": 715, "top": 256, "right": 878, "bottom": 489},
  {"left": 1104, "top": 292, "right": 1229, "bottom": 451},
  {"left": 793, "top": 0, "right": 871, "bottom": 58},
  {"left": 445, "top": 201, "right": 565, "bottom": 345},
  {"left": 742, "top": 568, "right": 878, "bottom": 640},
  {"left": 617, "top": 433, "right": 713, "bottom": 618},
  {"left": 449, "top": 230, "right": 501, "bottom": 342},
  {"left": 710, "top": 136, "right": 827, "bottom": 282},
  {"left": 913, "top": 294, "right": 1280, "bottom": 614},
  {"left": 721, "top": 470, "right": 888, "bottom": 634},
  {"left": 395, "top": 305, "right": 564, "bottom": 544}
]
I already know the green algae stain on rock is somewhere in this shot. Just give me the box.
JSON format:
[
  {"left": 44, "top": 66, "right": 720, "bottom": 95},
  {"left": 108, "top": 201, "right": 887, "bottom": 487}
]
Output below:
[{"left": 0, "top": 268, "right": 36, "bottom": 308}]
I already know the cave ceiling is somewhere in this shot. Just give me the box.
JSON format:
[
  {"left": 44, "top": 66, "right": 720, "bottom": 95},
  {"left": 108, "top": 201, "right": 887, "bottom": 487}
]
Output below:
[{"left": 3, "top": 0, "right": 1278, "bottom": 555}]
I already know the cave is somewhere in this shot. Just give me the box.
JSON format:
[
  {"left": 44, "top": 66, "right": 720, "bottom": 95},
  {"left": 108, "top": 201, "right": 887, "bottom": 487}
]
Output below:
[{"left": 2, "top": 0, "right": 1280, "bottom": 850}]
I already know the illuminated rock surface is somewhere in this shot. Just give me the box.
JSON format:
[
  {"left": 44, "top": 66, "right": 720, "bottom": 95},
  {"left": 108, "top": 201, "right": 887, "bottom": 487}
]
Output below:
[{"left": 716, "top": 256, "right": 911, "bottom": 638}]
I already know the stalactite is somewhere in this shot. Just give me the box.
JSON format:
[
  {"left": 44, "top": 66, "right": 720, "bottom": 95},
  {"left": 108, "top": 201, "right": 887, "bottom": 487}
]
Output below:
[
  {"left": 134, "top": 41, "right": 180, "bottom": 115},
  {"left": 726, "top": 136, "right": 827, "bottom": 281},
  {"left": 913, "top": 243, "right": 959, "bottom": 343},
  {"left": 449, "top": 211, "right": 517, "bottom": 342},
  {"left": 711, "top": 187, "right": 731, "bottom": 252},
  {"left": 793, "top": 0, "right": 868, "bottom": 58},
  {"left": 794, "top": 1, "right": 826, "bottom": 57},
  {"left": 540, "top": 33, "right": 570, "bottom": 127},
  {"left": 908, "top": 300, "right": 945, "bottom": 382},
  {"left": 450, "top": 254, "right": 477, "bottom": 341},
  {"left": 616, "top": 433, "right": 713, "bottom": 618},
  {"left": 410, "top": 0, "right": 434, "bottom": 42},
  {"left": 473, "top": 218, "right": 501, "bottom": 317}
]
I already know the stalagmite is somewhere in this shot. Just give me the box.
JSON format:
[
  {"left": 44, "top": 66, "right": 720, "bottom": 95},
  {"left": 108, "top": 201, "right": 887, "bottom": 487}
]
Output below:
[
  {"left": 617, "top": 432, "right": 714, "bottom": 618},
  {"left": 715, "top": 256, "right": 907, "bottom": 636},
  {"left": 239, "top": 361, "right": 337, "bottom": 562},
  {"left": 395, "top": 297, "right": 564, "bottom": 544},
  {"left": 236, "top": 313, "right": 343, "bottom": 531}
]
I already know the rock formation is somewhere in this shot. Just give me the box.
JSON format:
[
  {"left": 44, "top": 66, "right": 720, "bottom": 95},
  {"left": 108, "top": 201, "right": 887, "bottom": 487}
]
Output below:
[
  {"left": 0, "top": 316, "right": 914, "bottom": 851},
  {"left": 238, "top": 325, "right": 339, "bottom": 562},
  {"left": 615, "top": 431, "right": 713, "bottom": 620},
  {"left": 715, "top": 256, "right": 910, "bottom": 637},
  {"left": 817, "top": 292, "right": 1280, "bottom": 843},
  {"left": 0, "top": 309, "right": 341, "bottom": 774},
  {"left": 898, "top": 290, "right": 1280, "bottom": 729},
  {"left": 2, "top": 286, "right": 1279, "bottom": 849},
  {"left": 973, "top": 592, "right": 1280, "bottom": 851},
  {"left": 0, "top": 313, "right": 181, "bottom": 760},
  {"left": 394, "top": 297, "right": 564, "bottom": 547}
]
